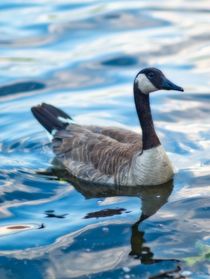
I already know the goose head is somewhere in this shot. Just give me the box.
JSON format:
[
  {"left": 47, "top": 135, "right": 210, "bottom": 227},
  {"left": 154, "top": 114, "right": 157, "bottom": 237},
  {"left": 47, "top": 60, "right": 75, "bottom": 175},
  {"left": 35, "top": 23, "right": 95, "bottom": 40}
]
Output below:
[{"left": 134, "top": 67, "right": 184, "bottom": 94}]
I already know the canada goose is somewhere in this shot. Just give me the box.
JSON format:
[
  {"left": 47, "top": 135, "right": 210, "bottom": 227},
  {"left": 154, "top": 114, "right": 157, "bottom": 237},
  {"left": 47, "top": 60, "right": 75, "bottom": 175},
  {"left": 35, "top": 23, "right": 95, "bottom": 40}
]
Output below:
[{"left": 31, "top": 67, "right": 183, "bottom": 186}]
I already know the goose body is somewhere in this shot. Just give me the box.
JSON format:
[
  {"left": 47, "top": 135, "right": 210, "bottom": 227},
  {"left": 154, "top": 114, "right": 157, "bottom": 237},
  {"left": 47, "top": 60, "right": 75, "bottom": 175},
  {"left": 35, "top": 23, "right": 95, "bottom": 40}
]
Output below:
[{"left": 32, "top": 68, "right": 183, "bottom": 186}]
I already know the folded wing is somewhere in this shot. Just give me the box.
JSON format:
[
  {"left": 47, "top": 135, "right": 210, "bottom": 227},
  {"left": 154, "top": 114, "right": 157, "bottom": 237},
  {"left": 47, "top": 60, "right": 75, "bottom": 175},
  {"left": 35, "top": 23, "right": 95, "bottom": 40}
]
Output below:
[{"left": 52, "top": 124, "right": 142, "bottom": 184}]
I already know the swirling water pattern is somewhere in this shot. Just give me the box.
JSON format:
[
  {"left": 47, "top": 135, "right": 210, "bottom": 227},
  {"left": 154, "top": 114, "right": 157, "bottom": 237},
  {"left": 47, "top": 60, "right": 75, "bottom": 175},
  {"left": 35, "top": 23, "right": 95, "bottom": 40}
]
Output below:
[{"left": 0, "top": 0, "right": 210, "bottom": 278}]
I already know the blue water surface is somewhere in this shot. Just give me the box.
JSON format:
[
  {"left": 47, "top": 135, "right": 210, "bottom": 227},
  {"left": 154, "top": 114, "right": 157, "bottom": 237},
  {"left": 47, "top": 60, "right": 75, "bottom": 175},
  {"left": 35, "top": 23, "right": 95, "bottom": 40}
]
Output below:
[{"left": 0, "top": 0, "right": 210, "bottom": 278}]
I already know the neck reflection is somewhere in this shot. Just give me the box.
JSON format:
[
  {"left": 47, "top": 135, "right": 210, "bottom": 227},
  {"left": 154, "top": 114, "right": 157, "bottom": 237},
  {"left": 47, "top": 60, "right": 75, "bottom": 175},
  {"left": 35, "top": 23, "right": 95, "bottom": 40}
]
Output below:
[{"left": 46, "top": 166, "right": 174, "bottom": 264}]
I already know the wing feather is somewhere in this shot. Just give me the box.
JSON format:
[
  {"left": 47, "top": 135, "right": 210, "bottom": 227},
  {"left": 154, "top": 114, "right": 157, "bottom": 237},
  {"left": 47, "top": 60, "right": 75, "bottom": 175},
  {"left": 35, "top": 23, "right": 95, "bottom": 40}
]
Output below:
[
  {"left": 52, "top": 124, "right": 142, "bottom": 182},
  {"left": 86, "top": 125, "right": 141, "bottom": 145}
]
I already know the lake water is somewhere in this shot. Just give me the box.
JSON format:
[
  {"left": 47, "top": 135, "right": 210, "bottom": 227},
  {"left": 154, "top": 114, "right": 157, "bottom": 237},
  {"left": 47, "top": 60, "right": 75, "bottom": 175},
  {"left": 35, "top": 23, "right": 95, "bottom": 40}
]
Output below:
[{"left": 0, "top": 0, "right": 210, "bottom": 278}]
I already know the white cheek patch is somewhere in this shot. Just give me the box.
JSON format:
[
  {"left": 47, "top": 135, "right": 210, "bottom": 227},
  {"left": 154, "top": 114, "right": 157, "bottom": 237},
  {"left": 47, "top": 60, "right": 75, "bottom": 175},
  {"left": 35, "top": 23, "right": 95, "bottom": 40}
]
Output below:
[{"left": 135, "top": 74, "right": 157, "bottom": 94}]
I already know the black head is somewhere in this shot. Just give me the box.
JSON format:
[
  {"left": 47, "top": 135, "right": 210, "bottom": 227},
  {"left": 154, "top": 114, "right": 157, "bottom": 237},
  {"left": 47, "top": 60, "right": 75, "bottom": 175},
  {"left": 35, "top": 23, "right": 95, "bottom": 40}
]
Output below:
[{"left": 134, "top": 67, "right": 184, "bottom": 94}]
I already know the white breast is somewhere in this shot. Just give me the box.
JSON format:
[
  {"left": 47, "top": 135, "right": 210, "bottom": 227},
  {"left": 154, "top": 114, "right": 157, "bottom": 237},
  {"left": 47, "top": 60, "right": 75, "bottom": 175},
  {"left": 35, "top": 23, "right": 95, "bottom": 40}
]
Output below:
[{"left": 129, "top": 145, "right": 174, "bottom": 186}]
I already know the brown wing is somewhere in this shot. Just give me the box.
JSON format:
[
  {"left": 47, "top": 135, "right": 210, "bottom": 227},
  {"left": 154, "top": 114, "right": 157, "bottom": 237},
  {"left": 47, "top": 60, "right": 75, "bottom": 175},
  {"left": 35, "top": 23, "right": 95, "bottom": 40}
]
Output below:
[
  {"left": 52, "top": 124, "right": 142, "bottom": 182},
  {"left": 84, "top": 125, "right": 141, "bottom": 145}
]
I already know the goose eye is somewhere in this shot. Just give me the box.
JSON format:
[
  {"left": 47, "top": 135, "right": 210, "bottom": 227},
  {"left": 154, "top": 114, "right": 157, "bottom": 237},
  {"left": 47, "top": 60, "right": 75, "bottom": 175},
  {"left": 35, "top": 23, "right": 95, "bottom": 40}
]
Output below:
[{"left": 147, "top": 72, "right": 155, "bottom": 79}]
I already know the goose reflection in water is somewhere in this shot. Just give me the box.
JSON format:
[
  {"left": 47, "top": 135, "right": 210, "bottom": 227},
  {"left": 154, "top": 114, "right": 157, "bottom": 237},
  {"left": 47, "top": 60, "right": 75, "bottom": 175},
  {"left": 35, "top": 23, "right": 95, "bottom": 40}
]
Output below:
[{"left": 44, "top": 167, "right": 181, "bottom": 277}]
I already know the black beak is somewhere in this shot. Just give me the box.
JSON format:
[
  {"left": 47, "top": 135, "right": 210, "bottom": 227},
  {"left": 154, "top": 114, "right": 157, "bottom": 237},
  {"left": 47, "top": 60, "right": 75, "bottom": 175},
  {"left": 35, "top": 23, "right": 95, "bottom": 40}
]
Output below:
[{"left": 162, "top": 78, "right": 184, "bottom": 92}]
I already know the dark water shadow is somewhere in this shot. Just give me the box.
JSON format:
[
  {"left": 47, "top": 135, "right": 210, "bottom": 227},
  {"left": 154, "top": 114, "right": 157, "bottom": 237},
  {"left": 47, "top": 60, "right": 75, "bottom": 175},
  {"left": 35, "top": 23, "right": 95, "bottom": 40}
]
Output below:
[
  {"left": 38, "top": 165, "right": 184, "bottom": 278},
  {"left": 0, "top": 81, "right": 45, "bottom": 98}
]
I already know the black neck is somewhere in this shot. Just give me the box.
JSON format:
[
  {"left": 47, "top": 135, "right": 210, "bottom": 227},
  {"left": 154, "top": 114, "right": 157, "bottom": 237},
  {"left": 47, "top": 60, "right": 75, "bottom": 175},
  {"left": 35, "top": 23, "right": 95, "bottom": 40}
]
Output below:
[{"left": 134, "top": 84, "right": 160, "bottom": 150}]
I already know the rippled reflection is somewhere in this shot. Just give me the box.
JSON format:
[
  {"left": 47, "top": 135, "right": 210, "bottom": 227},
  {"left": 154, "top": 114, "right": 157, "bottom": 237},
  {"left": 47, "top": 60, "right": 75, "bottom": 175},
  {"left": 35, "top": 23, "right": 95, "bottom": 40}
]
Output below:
[{"left": 1, "top": 166, "right": 179, "bottom": 278}]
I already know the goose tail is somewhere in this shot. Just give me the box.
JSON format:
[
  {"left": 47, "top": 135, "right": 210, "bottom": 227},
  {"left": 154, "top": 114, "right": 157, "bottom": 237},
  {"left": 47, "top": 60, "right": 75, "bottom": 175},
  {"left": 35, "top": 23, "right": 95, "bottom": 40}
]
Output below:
[{"left": 31, "top": 103, "right": 72, "bottom": 134}]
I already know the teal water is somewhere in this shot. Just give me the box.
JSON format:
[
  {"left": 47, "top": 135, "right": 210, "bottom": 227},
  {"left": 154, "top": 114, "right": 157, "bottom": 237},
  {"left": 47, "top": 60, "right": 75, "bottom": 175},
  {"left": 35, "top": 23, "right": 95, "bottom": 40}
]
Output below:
[{"left": 0, "top": 1, "right": 210, "bottom": 278}]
